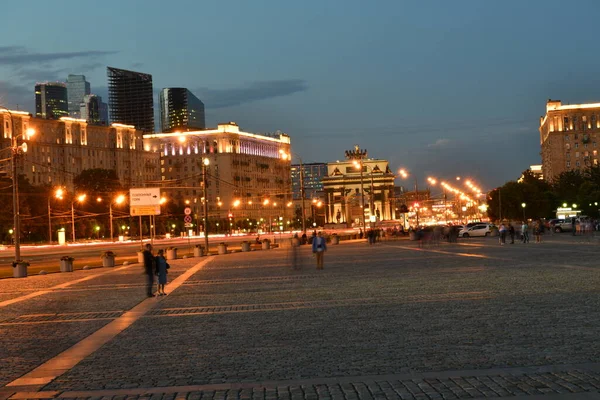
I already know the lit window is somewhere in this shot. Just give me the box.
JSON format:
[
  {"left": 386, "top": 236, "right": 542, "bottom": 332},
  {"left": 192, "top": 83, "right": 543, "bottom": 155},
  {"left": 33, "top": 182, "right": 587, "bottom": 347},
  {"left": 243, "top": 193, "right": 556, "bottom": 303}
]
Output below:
[
  {"left": 576, "top": 152, "right": 580, "bottom": 158},
  {"left": 567, "top": 161, "right": 571, "bottom": 167}
]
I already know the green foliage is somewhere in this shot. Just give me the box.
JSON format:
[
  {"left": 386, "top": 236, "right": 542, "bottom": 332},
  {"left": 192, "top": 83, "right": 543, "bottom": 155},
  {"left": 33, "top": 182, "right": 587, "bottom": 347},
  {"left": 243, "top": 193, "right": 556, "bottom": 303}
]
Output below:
[
  {"left": 487, "top": 167, "right": 600, "bottom": 221},
  {"left": 73, "top": 169, "right": 122, "bottom": 194}
]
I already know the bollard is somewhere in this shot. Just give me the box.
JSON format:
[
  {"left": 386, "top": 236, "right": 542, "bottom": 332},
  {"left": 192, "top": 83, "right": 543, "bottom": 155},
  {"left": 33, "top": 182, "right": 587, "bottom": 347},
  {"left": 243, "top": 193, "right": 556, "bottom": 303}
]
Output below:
[
  {"left": 102, "top": 251, "right": 116, "bottom": 267},
  {"left": 330, "top": 235, "right": 340, "bottom": 245},
  {"left": 262, "top": 240, "right": 271, "bottom": 250},
  {"left": 12, "top": 261, "right": 29, "bottom": 278},
  {"left": 137, "top": 251, "right": 144, "bottom": 263},
  {"left": 166, "top": 247, "right": 178, "bottom": 260},
  {"left": 60, "top": 256, "right": 74, "bottom": 272},
  {"left": 241, "top": 241, "right": 251, "bottom": 252},
  {"left": 218, "top": 243, "right": 228, "bottom": 255},
  {"left": 193, "top": 245, "right": 204, "bottom": 257}
]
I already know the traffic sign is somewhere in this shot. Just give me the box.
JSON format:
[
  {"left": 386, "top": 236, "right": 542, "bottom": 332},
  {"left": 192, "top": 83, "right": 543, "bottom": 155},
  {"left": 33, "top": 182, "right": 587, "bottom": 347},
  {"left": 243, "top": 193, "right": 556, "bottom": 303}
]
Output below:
[
  {"left": 131, "top": 205, "right": 161, "bottom": 216},
  {"left": 184, "top": 215, "right": 192, "bottom": 223},
  {"left": 184, "top": 207, "right": 192, "bottom": 215},
  {"left": 184, "top": 222, "right": 193, "bottom": 228},
  {"left": 129, "top": 187, "right": 161, "bottom": 216},
  {"left": 129, "top": 188, "right": 161, "bottom": 206}
]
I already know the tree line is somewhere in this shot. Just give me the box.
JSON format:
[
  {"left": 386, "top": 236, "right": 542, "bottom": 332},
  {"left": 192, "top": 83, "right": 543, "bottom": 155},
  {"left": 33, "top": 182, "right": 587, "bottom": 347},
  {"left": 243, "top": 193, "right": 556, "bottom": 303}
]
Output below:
[{"left": 486, "top": 166, "right": 600, "bottom": 221}]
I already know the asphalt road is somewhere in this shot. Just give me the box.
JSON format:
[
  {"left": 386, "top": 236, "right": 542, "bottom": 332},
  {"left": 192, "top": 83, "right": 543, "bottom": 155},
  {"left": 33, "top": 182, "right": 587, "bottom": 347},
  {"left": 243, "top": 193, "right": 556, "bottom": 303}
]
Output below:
[{"left": 0, "top": 232, "right": 297, "bottom": 278}]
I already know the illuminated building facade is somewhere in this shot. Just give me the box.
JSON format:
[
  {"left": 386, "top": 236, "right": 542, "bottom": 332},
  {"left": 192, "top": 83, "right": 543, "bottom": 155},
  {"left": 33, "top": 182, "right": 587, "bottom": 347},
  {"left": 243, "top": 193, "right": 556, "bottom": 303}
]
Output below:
[
  {"left": 321, "top": 156, "right": 396, "bottom": 227},
  {"left": 143, "top": 122, "right": 292, "bottom": 228},
  {"left": 107, "top": 67, "right": 155, "bottom": 132},
  {"left": 159, "top": 88, "right": 205, "bottom": 132},
  {"left": 35, "top": 82, "right": 69, "bottom": 120},
  {"left": 540, "top": 99, "right": 600, "bottom": 181},
  {"left": 0, "top": 110, "right": 158, "bottom": 189},
  {"left": 291, "top": 163, "right": 327, "bottom": 200}
]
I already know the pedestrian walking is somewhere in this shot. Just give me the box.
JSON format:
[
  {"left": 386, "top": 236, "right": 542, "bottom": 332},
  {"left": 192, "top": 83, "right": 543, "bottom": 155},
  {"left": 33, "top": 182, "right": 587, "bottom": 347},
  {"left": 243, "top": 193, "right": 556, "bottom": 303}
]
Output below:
[
  {"left": 499, "top": 223, "right": 507, "bottom": 245},
  {"left": 535, "top": 220, "right": 543, "bottom": 243},
  {"left": 572, "top": 217, "right": 576, "bottom": 236},
  {"left": 522, "top": 221, "right": 529, "bottom": 243},
  {"left": 154, "top": 249, "right": 169, "bottom": 295},
  {"left": 509, "top": 224, "right": 515, "bottom": 244},
  {"left": 142, "top": 243, "right": 156, "bottom": 297},
  {"left": 312, "top": 231, "right": 327, "bottom": 269}
]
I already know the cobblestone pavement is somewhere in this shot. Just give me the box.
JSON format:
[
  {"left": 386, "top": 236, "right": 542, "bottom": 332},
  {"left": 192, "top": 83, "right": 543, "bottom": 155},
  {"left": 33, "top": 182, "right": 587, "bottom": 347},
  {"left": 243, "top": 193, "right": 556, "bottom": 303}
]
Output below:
[{"left": 2, "top": 236, "right": 600, "bottom": 399}]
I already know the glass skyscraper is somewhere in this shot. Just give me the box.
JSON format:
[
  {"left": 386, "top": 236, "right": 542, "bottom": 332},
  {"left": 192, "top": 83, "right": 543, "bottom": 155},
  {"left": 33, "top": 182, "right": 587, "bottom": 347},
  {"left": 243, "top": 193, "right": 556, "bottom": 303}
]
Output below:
[
  {"left": 159, "top": 88, "right": 205, "bottom": 132},
  {"left": 291, "top": 163, "right": 328, "bottom": 200},
  {"left": 80, "top": 94, "right": 108, "bottom": 125},
  {"left": 107, "top": 67, "right": 155, "bottom": 132},
  {"left": 66, "top": 74, "right": 91, "bottom": 118},
  {"left": 35, "top": 82, "right": 68, "bottom": 120}
]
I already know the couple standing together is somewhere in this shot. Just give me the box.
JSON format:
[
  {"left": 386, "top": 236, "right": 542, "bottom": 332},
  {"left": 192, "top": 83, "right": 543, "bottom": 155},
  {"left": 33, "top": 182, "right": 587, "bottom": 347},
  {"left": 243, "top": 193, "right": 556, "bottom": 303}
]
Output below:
[{"left": 142, "top": 244, "right": 169, "bottom": 297}]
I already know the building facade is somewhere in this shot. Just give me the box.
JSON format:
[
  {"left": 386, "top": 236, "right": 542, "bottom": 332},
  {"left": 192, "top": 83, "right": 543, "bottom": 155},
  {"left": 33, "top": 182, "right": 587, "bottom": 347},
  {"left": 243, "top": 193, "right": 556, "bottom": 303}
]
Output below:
[
  {"left": 35, "top": 82, "right": 68, "bottom": 120},
  {"left": 80, "top": 94, "right": 108, "bottom": 125},
  {"left": 66, "top": 74, "right": 91, "bottom": 118},
  {"left": 291, "top": 162, "right": 327, "bottom": 200},
  {"left": 107, "top": 67, "right": 155, "bottom": 132},
  {"left": 159, "top": 88, "right": 205, "bottom": 132},
  {"left": 321, "top": 154, "right": 396, "bottom": 227},
  {"left": 540, "top": 99, "right": 600, "bottom": 181},
  {"left": 0, "top": 109, "right": 159, "bottom": 189},
  {"left": 143, "top": 123, "right": 292, "bottom": 229}
]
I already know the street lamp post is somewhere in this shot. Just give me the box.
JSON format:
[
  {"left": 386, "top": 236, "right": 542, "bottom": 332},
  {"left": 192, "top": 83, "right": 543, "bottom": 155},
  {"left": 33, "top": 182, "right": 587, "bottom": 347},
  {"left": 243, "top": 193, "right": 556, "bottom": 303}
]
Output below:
[
  {"left": 71, "top": 194, "right": 86, "bottom": 242},
  {"left": 399, "top": 169, "right": 419, "bottom": 227},
  {"left": 345, "top": 146, "right": 368, "bottom": 230},
  {"left": 202, "top": 158, "right": 210, "bottom": 251},
  {"left": 1, "top": 107, "right": 35, "bottom": 263},
  {"left": 280, "top": 150, "right": 306, "bottom": 234}
]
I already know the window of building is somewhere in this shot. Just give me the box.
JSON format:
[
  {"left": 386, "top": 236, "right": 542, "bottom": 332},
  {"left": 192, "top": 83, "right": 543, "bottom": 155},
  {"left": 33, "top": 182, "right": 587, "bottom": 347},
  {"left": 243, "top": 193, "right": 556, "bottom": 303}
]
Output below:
[
  {"left": 564, "top": 116, "right": 569, "bottom": 130},
  {"left": 565, "top": 134, "right": 570, "bottom": 141},
  {"left": 566, "top": 143, "right": 570, "bottom": 150},
  {"left": 576, "top": 161, "right": 581, "bottom": 167},
  {"left": 576, "top": 152, "right": 580, "bottom": 158},
  {"left": 595, "top": 159, "right": 599, "bottom": 165},
  {"left": 575, "top": 143, "right": 579, "bottom": 148},
  {"left": 593, "top": 115, "right": 597, "bottom": 128},
  {"left": 567, "top": 161, "right": 571, "bottom": 167},
  {"left": 585, "top": 143, "right": 588, "bottom": 148},
  {"left": 566, "top": 153, "right": 570, "bottom": 159},
  {"left": 594, "top": 150, "right": 598, "bottom": 156}
]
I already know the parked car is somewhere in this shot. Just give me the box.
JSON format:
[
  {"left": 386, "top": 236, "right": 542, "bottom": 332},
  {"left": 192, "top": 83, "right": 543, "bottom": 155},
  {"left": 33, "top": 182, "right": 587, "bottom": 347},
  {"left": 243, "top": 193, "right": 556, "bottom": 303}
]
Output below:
[
  {"left": 553, "top": 218, "right": 574, "bottom": 233},
  {"left": 459, "top": 224, "right": 492, "bottom": 237}
]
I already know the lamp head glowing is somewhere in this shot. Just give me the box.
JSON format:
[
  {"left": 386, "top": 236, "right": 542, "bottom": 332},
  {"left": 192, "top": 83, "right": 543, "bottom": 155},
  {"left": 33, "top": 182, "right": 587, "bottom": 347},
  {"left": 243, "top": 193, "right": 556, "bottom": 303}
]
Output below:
[
  {"left": 115, "top": 194, "right": 126, "bottom": 205},
  {"left": 77, "top": 194, "right": 86, "bottom": 203},
  {"left": 203, "top": 158, "right": 210, "bottom": 166}
]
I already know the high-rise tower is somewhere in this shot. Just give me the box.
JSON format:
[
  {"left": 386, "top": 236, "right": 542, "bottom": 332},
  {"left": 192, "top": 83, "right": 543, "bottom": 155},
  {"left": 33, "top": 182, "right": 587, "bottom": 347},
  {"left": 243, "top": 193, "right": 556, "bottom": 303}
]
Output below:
[
  {"left": 107, "top": 67, "right": 154, "bottom": 132},
  {"left": 35, "top": 82, "right": 68, "bottom": 120},
  {"left": 159, "top": 88, "right": 205, "bottom": 132}
]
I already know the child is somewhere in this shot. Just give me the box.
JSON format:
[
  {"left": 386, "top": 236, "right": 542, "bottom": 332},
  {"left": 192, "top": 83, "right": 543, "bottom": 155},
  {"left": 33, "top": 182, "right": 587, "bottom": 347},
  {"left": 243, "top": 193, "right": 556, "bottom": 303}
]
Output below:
[{"left": 155, "top": 249, "right": 169, "bottom": 295}]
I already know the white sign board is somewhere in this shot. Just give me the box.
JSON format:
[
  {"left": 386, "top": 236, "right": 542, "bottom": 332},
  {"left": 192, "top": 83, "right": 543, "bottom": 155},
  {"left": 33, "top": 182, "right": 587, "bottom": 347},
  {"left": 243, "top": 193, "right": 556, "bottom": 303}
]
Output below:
[
  {"left": 130, "top": 188, "right": 161, "bottom": 206},
  {"left": 130, "top": 188, "right": 161, "bottom": 216}
]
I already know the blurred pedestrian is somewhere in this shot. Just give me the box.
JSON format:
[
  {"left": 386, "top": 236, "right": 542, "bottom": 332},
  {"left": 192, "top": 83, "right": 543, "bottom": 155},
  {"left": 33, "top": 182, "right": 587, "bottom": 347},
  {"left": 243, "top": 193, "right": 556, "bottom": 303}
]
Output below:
[
  {"left": 312, "top": 231, "right": 327, "bottom": 269},
  {"left": 535, "top": 220, "right": 543, "bottom": 243},
  {"left": 508, "top": 224, "right": 515, "bottom": 244},
  {"left": 142, "top": 243, "right": 156, "bottom": 297},
  {"left": 154, "top": 249, "right": 169, "bottom": 296},
  {"left": 522, "top": 221, "right": 529, "bottom": 243},
  {"left": 499, "top": 223, "right": 507, "bottom": 245}
]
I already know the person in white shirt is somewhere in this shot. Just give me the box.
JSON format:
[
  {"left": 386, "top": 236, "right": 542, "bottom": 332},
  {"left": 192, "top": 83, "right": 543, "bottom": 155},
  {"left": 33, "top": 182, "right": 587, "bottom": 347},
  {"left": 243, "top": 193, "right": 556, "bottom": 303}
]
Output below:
[{"left": 521, "top": 221, "right": 529, "bottom": 243}]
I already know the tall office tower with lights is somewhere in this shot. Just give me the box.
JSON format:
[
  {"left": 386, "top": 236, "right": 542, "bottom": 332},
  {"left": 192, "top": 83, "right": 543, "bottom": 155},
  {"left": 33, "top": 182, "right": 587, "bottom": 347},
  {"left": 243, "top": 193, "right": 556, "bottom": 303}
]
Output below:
[
  {"left": 35, "top": 82, "right": 69, "bottom": 120},
  {"left": 159, "top": 88, "right": 205, "bottom": 132},
  {"left": 107, "top": 67, "right": 155, "bottom": 132}
]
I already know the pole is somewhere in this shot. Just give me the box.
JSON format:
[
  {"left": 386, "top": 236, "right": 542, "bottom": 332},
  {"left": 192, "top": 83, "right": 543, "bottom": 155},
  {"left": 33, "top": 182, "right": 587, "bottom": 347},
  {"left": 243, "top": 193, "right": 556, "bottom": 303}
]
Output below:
[
  {"left": 443, "top": 190, "right": 447, "bottom": 225},
  {"left": 203, "top": 162, "right": 209, "bottom": 251},
  {"left": 370, "top": 170, "right": 375, "bottom": 219},
  {"left": 71, "top": 202, "right": 76, "bottom": 242},
  {"left": 11, "top": 126, "right": 20, "bottom": 262},
  {"left": 48, "top": 199, "right": 52, "bottom": 245},
  {"left": 109, "top": 203, "right": 114, "bottom": 242},
  {"left": 415, "top": 177, "right": 419, "bottom": 227},
  {"left": 139, "top": 215, "right": 143, "bottom": 249},
  {"left": 300, "top": 160, "right": 306, "bottom": 234},
  {"left": 359, "top": 161, "right": 366, "bottom": 229},
  {"left": 498, "top": 188, "right": 502, "bottom": 222}
]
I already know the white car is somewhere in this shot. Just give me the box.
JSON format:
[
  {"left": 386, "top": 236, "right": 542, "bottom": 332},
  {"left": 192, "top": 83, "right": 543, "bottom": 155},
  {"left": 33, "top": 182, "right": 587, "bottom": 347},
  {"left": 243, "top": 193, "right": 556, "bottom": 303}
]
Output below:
[{"left": 459, "top": 224, "right": 492, "bottom": 238}]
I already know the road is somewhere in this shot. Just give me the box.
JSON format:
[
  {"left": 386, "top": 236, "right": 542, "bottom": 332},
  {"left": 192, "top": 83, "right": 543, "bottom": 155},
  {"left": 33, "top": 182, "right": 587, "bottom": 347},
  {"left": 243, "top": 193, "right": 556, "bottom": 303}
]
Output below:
[{"left": 0, "top": 232, "right": 297, "bottom": 278}]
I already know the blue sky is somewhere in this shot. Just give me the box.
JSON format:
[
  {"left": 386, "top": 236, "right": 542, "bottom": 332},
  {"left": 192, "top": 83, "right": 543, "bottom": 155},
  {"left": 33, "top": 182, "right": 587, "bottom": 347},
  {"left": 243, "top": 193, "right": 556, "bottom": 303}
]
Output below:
[{"left": 1, "top": 0, "right": 600, "bottom": 188}]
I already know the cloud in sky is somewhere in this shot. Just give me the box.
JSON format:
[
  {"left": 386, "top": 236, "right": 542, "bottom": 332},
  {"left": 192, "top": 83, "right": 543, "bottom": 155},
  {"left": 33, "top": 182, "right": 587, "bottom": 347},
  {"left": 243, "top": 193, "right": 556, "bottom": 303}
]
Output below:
[
  {"left": 427, "top": 138, "right": 451, "bottom": 148},
  {"left": 196, "top": 79, "right": 308, "bottom": 109},
  {"left": 0, "top": 46, "right": 117, "bottom": 66}
]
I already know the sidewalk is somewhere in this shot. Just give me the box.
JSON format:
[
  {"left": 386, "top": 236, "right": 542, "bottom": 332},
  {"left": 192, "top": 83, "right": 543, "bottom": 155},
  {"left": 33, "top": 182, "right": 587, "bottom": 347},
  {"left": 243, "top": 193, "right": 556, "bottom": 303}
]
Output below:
[{"left": 2, "top": 240, "right": 600, "bottom": 399}]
